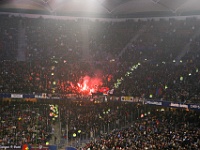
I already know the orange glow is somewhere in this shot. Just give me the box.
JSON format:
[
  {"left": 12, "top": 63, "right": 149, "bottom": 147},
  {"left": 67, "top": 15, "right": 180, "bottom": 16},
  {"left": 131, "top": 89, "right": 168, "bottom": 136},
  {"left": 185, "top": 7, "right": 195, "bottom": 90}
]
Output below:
[
  {"left": 62, "top": 75, "right": 108, "bottom": 95},
  {"left": 77, "top": 75, "right": 103, "bottom": 95}
]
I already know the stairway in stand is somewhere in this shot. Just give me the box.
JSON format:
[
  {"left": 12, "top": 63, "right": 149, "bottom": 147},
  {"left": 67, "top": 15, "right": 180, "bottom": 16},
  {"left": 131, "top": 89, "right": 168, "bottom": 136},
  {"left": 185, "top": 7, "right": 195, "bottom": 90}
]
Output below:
[{"left": 49, "top": 122, "right": 61, "bottom": 146}]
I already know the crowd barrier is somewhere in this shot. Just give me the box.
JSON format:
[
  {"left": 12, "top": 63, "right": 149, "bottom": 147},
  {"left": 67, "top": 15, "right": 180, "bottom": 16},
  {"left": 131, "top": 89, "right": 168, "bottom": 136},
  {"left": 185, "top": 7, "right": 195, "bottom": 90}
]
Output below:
[{"left": 1, "top": 93, "right": 200, "bottom": 111}]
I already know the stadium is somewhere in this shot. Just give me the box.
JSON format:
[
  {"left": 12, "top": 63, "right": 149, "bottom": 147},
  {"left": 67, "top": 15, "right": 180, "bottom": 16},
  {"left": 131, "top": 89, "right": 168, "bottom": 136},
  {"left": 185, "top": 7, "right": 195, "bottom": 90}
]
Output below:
[{"left": 0, "top": 0, "right": 200, "bottom": 149}]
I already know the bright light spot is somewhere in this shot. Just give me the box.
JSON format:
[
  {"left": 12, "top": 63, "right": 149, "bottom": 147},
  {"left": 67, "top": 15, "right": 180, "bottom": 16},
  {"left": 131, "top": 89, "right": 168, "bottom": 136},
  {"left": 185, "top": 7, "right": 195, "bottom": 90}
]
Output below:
[
  {"left": 110, "top": 59, "right": 115, "bottom": 62},
  {"left": 49, "top": 113, "right": 53, "bottom": 117},
  {"left": 73, "top": 0, "right": 81, "bottom": 2},
  {"left": 76, "top": 75, "right": 103, "bottom": 95},
  {"left": 180, "top": 76, "right": 183, "bottom": 81},
  {"left": 73, "top": 133, "right": 76, "bottom": 137}
]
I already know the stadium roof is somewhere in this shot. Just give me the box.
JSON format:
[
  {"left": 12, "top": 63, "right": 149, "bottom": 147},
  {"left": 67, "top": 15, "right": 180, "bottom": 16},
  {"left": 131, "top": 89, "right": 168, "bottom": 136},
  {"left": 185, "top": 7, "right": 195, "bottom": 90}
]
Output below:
[{"left": 0, "top": 0, "right": 200, "bottom": 18}]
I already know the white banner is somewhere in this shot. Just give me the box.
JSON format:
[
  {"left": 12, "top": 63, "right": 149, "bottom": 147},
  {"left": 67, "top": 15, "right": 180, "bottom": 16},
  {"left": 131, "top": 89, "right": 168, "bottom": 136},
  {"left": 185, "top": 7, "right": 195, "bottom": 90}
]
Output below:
[{"left": 11, "top": 94, "right": 23, "bottom": 98}]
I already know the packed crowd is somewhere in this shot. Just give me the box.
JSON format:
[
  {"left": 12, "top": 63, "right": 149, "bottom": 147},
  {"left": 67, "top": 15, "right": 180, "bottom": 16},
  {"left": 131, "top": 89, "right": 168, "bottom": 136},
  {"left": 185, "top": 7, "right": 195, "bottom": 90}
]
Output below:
[
  {"left": 1, "top": 100, "right": 199, "bottom": 150},
  {"left": 0, "top": 12, "right": 200, "bottom": 150},
  {"left": 0, "top": 100, "right": 144, "bottom": 147},
  {"left": 0, "top": 14, "right": 200, "bottom": 103},
  {"left": 83, "top": 108, "right": 200, "bottom": 150},
  {"left": 0, "top": 101, "right": 53, "bottom": 146},
  {"left": 59, "top": 100, "right": 137, "bottom": 141}
]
